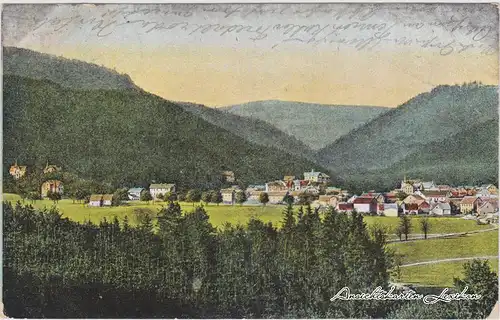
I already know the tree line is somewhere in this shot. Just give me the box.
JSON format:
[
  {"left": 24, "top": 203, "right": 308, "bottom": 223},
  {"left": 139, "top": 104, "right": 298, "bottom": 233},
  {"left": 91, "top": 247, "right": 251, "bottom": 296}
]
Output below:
[{"left": 3, "top": 201, "right": 497, "bottom": 318}]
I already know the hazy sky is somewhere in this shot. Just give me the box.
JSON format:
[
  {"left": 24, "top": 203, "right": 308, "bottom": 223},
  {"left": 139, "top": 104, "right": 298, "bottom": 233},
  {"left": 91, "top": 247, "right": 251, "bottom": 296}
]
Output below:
[{"left": 2, "top": 3, "right": 498, "bottom": 107}]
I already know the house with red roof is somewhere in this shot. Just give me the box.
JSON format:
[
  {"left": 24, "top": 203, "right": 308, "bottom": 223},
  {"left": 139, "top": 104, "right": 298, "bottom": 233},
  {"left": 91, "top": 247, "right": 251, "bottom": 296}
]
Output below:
[
  {"left": 418, "top": 201, "right": 431, "bottom": 214},
  {"left": 416, "top": 190, "right": 449, "bottom": 203},
  {"left": 352, "top": 196, "right": 378, "bottom": 213},
  {"left": 384, "top": 192, "right": 398, "bottom": 203},
  {"left": 337, "top": 202, "right": 354, "bottom": 213},
  {"left": 403, "top": 203, "right": 419, "bottom": 215},
  {"left": 361, "top": 192, "right": 385, "bottom": 203},
  {"left": 292, "top": 179, "right": 311, "bottom": 191},
  {"left": 460, "top": 196, "right": 480, "bottom": 214},
  {"left": 402, "top": 194, "right": 426, "bottom": 205}
]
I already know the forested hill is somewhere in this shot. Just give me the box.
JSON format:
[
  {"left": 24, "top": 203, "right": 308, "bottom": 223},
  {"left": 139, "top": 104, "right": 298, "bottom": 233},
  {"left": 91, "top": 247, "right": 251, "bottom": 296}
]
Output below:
[
  {"left": 3, "top": 46, "right": 138, "bottom": 90},
  {"left": 178, "top": 102, "right": 313, "bottom": 157},
  {"left": 385, "top": 118, "right": 499, "bottom": 186},
  {"left": 316, "top": 83, "right": 498, "bottom": 181},
  {"left": 343, "top": 118, "right": 499, "bottom": 192},
  {"left": 4, "top": 75, "right": 329, "bottom": 189},
  {"left": 222, "top": 100, "right": 388, "bottom": 150}
]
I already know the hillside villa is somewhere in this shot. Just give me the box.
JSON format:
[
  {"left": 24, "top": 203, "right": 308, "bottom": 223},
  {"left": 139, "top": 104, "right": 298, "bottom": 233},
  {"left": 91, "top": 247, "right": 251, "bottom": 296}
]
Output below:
[
  {"left": 303, "top": 169, "right": 330, "bottom": 184},
  {"left": 149, "top": 183, "right": 176, "bottom": 200},
  {"left": 41, "top": 180, "right": 63, "bottom": 198},
  {"left": 43, "top": 163, "right": 62, "bottom": 174},
  {"left": 9, "top": 161, "right": 27, "bottom": 180},
  {"left": 221, "top": 171, "right": 235, "bottom": 183}
]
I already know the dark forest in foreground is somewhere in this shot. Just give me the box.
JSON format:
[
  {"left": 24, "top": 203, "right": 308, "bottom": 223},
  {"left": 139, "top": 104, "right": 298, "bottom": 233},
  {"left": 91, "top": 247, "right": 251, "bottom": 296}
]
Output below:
[{"left": 3, "top": 202, "right": 497, "bottom": 318}]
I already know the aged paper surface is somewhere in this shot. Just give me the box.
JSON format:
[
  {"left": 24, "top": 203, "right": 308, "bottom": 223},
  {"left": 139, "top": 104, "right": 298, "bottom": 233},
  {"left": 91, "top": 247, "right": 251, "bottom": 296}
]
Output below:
[{"left": 2, "top": 3, "right": 499, "bottom": 319}]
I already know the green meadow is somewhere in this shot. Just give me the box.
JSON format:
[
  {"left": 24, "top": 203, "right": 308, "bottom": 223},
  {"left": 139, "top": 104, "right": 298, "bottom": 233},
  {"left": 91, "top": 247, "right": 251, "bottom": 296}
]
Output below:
[
  {"left": 398, "top": 259, "right": 499, "bottom": 287},
  {"left": 3, "top": 193, "right": 493, "bottom": 233},
  {"left": 389, "top": 230, "right": 499, "bottom": 264},
  {"left": 4, "top": 193, "right": 498, "bottom": 287},
  {"left": 389, "top": 230, "right": 498, "bottom": 287}
]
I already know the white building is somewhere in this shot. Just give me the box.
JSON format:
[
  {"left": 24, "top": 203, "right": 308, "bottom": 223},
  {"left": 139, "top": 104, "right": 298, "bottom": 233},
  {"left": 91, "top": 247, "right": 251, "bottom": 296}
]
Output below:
[
  {"left": 303, "top": 169, "right": 330, "bottom": 184},
  {"left": 221, "top": 188, "right": 236, "bottom": 204},
  {"left": 430, "top": 203, "right": 451, "bottom": 216},
  {"left": 102, "top": 194, "right": 113, "bottom": 206},
  {"left": 127, "top": 187, "right": 144, "bottom": 201},
  {"left": 149, "top": 183, "right": 176, "bottom": 200},
  {"left": 89, "top": 194, "right": 103, "bottom": 207}
]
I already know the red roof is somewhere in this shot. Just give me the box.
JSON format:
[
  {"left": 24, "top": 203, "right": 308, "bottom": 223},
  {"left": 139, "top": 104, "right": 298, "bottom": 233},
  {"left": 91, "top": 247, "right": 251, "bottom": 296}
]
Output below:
[
  {"left": 449, "top": 191, "right": 462, "bottom": 197},
  {"left": 418, "top": 201, "right": 430, "bottom": 209},
  {"left": 460, "top": 197, "right": 478, "bottom": 205},
  {"left": 405, "top": 203, "right": 419, "bottom": 210},
  {"left": 353, "top": 196, "right": 377, "bottom": 204},
  {"left": 338, "top": 203, "right": 354, "bottom": 210},
  {"left": 478, "top": 198, "right": 499, "bottom": 206},
  {"left": 421, "top": 190, "right": 448, "bottom": 197},
  {"left": 408, "top": 194, "right": 426, "bottom": 201}
]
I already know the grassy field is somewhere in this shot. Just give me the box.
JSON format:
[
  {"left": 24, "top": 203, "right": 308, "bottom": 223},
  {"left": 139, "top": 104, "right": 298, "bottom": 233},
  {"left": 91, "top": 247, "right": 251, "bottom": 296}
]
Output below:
[
  {"left": 390, "top": 230, "right": 499, "bottom": 287},
  {"left": 389, "top": 230, "right": 499, "bottom": 264},
  {"left": 398, "top": 258, "right": 499, "bottom": 287},
  {"left": 3, "top": 193, "right": 287, "bottom": 228},
  {"left": 364, "top": 215, "right": 492, "bottom": 234},
  {"left": 3, "top": 193, "right": 493, "bottom": 232},
  {"left": 4, "top": 193, "right": 498, "bottom": 288}
]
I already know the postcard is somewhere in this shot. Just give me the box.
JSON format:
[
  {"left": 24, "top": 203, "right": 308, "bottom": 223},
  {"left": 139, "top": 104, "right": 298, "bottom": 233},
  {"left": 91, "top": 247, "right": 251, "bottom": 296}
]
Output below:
[{"left": 2, "top": 3, "right": 499, "bottom": 319}]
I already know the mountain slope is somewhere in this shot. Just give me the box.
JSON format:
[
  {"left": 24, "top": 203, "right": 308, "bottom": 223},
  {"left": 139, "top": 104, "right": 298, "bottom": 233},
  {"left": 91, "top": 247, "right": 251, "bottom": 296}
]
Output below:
[
  {"left": 3, "top": 46, "right": 138, "bottom": 90},
  {"left": 178, "top": 102, "right": 313, "bottom": 157},
  {"left": 221, "top": 100, "right": 389, "bottom": 150},
  {"left": 344, "top": 118, "right": 499, "bottom": 192},
  {"left": 3, "top": 75, "right": 330, "bottom": 189},
  {"left": 316, "top": 83, "right": 498, "bottom": 176},
  {"left": 387, "top": 118, "right": 499, "bottom": 185}
]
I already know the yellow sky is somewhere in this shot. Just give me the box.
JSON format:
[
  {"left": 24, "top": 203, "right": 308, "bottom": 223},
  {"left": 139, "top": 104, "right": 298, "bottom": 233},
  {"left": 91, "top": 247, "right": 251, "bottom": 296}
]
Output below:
[{"left": 29, "top": 44, "right": 497, "bottom": 107}]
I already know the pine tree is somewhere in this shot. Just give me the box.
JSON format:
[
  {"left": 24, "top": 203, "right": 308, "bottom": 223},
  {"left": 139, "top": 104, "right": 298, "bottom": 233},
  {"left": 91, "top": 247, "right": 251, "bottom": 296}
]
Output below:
[
  {"left": 453, "top": 259, "right": 498, "bottom": 319},
  {"left": 235, "top": 191, "right": 247, "bottom": 206}
]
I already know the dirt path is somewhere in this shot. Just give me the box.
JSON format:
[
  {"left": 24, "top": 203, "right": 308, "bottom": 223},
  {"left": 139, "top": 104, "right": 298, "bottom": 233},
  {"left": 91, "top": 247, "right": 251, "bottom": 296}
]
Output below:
[
  {"left": 400, "top": 256, "right": 499, "bottom": 268},
  {"left": 387, "top": 225, "right": 498, "bottom": 243}
]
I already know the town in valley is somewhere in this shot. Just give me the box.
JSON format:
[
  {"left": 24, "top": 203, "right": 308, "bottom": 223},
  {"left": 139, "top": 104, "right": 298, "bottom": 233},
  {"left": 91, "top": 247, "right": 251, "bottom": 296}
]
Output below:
[{"left": 9, "top": 161, "right": 499, "bottom": 224}]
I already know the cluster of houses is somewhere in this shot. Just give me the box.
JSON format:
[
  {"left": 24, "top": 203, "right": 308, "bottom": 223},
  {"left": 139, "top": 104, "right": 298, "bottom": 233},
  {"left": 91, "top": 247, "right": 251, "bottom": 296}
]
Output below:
[
  {"left": 328, "top": 178, "right": 499, "bottom": 219},
  {"left": 220, "top": 169, "right": 337, "bottom": 205},
  {"left": 89, "top": 183, "right": 177, "bottom": 207},
  {"left": 221, "top": 176, "right": 499, "bottom": 221},
  {"left": 9, "top": 161, "right": 179, "bottom": 206},
  {"left": 10, "top": 162, "right": 65, "bottom": 197},
  {"left": 8, "top": 162, "right": 500, "bottom": 220}
]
